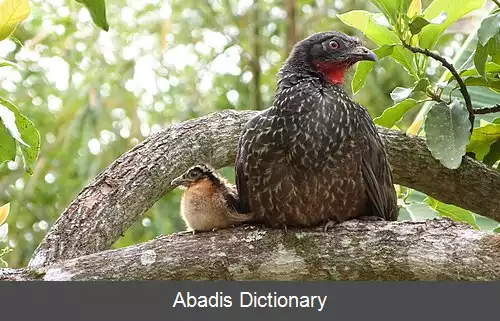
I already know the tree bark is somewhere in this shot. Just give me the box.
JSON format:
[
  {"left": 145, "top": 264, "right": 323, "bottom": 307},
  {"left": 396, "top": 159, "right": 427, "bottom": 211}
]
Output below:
[
  {"left": 4, "top": 219, "right": 500, "bottom": 281},
  {"left": 28, "top": 109, "right": 500, "bottom": 270}
]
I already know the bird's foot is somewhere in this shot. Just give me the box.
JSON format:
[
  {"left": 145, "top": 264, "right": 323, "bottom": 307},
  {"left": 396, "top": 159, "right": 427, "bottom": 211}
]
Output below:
[
  {"left": 323, "top": 220, "right": 338, "bottom": 233},
  {"left": 357, "top": 216, "right": 384, "bottom": 221}
]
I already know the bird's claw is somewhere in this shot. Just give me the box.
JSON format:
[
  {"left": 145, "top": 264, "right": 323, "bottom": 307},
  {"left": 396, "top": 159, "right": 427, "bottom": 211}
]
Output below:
[{"left": 323, "top": 220, "right": 338, "bottom": 233}]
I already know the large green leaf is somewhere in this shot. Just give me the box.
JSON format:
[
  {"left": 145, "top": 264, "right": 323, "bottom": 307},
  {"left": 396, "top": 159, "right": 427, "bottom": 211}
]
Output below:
[
  {"left": 0, "top": 98, "right": 40, "bottom": 175},
  {"left": 477, "top": 12, "right": 500, "bottom": 46},
  {"left": 419, "top": 0, "right": 487, "bottom": 50},
  {"left": 75, "top": 0, "right": 109, "bottom": 31},
  {"left": 426, "top": 197, "right": 479, "bottom": 229},
  {"left": 424, "top": 99, "right": 471, "bottom": 169},
  {"left": 0, "top": 0, "right": 30, "bottom": 41},
  {"left": 0, "top": 122, "right": 16, "bottom": 165},
  {"left": 374, "top": 98, "right": 418, "bottom": 128},
  {"left": 338, "top": 10, "right": 416, "bottom": 76},
  {"left": 352, "top": 44, "right": 396, "bottom": 94},
  {"left": 447, "top": 62, "right": 500, "bottom": 81},
  {"left": 466, "top": 122, "right": 500, "bottom": 160},
  {"left": 463, "top": 76, "right": 500, "bottom": 92}
]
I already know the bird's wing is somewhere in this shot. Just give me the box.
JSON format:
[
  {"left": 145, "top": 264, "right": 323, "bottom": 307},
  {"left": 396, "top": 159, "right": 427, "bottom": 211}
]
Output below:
[
  {"left": 235, "top": 111, "right": 266, "bottom": 214},
  {"left": 235, "top": 108, "right": 292, "bottom": 216},
  {"left": 360, "top": 111, "right": 398, "bottom": 221}
]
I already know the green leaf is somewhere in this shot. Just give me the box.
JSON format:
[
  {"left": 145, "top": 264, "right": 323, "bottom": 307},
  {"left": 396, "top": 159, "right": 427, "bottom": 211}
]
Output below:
[
  {"left": 0, "top": 59, "right": 18, "bottom": 68},
  {"left": 390, "top": 87, "right": 414, "bottom": 102},
  {"left": 466, "top": 122, "right": 500, "bottom": 160},
  {"left": 487, "top": 34, "right": 500, "bottom": 64},
  {"left": 477, "top": 13, "right": 500, "bottom": 47},
  {"left": 494, "top": 225, "right": 500, "bottom": 233},
  {"left": 409, "top": 16, "right": 431, "bottom": 35},
  {"left": 447, "top": 62, "right": 500, "bottom": 81},
  {"left": 75, "top": 0, "right": 109, "bottom": 31},
  {"left": 352, "top": 44, "right": 396, "bottom": 94},
  {"left": 338, "top": 10, "right": 416, "bottom": 75},
  {"left": 482, "top": 139, "right": 500, "bottom": 166},
  {"left": 389, "top": 78, "right": 429, "bottom": 103},
  {"left": 374, "top": 98, "right": 418, "bottom": 128},
  {"left": 0, "top": 122, "right": 16, "bottom": 165},
  {"left": 370, "top": 0, "right": 411, "bottom": 25},
  {"left": 408, "top": 0, "right": 422, "bottom": 18},
  {"left": 463, "top": 76, "right": 500, "bottom": 92},
  {"left": 0, "top": 102, "right": 28, "bottom": 147},
  {"left": 474, "top": 43, "right": 488, "bottom": 79},
  {"left": 426, "top": 197, "right": 479, "bottom": 229},
  {"left": 401, "top": 202, "right": 439, "bottom": 221},
  {"left": 0, "top": 98, "right": 40, "bottom": 175},
  {"left": 419, "top": 0, "right": 487, "bottom": 50},
  {"left": 424, "top": 99, "right": 471, "bottom": 169},
  {"left": 0, "top": 0, "right": 31, "bottom": 41}
]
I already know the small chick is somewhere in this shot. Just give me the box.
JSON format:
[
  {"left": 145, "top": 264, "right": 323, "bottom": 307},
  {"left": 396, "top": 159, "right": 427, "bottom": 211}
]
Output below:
[{"left": 171, "top": 164, "right": 253, "bottom": 233}]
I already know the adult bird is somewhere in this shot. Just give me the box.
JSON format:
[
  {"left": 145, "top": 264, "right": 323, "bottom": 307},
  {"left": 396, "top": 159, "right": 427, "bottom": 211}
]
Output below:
[{"left": 235, "top": 31, "right": 398, "bottom": 228}]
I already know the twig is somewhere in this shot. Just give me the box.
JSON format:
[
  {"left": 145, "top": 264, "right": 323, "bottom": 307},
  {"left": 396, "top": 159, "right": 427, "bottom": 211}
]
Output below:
[
  {"left": 401, "top": 41, "right": 474, "bottom": 132},
  {"left": 473, "top": 104, "right": 500, "bottom": 115},
  {"left": 493, "top": 0, "right": 500, "bottom": 8}
]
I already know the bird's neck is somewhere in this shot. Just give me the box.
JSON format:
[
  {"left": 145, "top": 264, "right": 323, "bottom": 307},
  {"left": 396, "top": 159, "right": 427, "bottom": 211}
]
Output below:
[{"left": 312, "top": 61, "right": 348, "bottom": 85}]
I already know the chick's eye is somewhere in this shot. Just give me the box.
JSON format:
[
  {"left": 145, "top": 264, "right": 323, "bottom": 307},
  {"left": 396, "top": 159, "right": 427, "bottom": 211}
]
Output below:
[{"left": 329, "top": 40, "right": 339, "bottom": 50}]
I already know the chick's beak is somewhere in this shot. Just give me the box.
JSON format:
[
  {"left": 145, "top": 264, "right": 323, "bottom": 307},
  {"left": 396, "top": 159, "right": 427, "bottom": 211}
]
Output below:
[
  {"left": 347, "top": 45, "right": 378, "bottom": 63},
  {"left": 171, "top": 176, "right": 186, "bottom": 186}
]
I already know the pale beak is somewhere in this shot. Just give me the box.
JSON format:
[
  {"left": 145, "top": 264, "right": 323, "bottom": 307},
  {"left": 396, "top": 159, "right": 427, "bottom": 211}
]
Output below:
[{"left": 171, "top": 176, "right": 186, "bottom": 186}]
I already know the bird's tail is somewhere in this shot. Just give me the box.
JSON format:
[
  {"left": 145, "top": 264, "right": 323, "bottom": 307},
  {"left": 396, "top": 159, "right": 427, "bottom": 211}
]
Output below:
[{"left": 227, "top": 211, "right": 257, "bottom": 225}]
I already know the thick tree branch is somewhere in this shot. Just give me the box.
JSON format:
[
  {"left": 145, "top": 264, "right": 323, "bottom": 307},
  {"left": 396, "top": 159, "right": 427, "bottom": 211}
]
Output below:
[
  {"left": 29, "top": 110, "right": 500, "bottom": 269},
  {"left": 401, "top": 41, "right": 475, "bottom": 130},
  {"left": 5, "top": 220, "right": 500, "bottom": 281}
]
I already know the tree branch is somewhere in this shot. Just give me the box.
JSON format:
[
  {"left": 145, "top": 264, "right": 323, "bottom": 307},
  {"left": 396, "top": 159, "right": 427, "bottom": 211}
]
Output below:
[
  {"left": 401, "top": 41, "right": 475, "bottom": 131},
  {"left": 5, "top": 220, "right": 500, "bottom": 281},
  {"left": 473, "top": 104, "right": 500, "bottom": 115},
  {"left": 28, "top": 110, "right": 500, "bottom": 269}
]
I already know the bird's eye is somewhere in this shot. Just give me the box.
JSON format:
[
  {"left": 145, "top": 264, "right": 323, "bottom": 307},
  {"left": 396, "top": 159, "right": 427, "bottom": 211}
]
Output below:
[
  {"left": 329, "top": 40, "right": 340, "bottom": 50},
  {"left": 188, "top": 170, "right": 199, "bottom": 178}
]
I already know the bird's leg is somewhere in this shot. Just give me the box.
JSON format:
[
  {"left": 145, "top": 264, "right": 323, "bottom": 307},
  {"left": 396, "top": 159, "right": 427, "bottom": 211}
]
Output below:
[
  {"left": 323, "top": 220, "right": 339, "bottom": 233},
  {"left": 357, "top": 216, "right": 385, "bottom": 221}
]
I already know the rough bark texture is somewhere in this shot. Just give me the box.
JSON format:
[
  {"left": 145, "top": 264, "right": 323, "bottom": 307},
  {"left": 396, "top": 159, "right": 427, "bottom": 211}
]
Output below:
[
  {"left": 28, "top": 110, "right": 500, "bottom": 271},
  {"left": 4, "top": 219, "right": 500, "bottom": 281}
]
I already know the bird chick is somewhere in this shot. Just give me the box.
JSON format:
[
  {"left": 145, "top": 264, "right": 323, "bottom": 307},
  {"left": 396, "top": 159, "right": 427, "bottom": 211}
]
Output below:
[{"left": 171, "top": 164, "right": 252, "bottom": 233}]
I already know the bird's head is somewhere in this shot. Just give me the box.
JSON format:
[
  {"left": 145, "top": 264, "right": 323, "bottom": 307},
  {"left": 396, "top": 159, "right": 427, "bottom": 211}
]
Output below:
[
  {"left": 171, "top": 164, "right": 216, "bottom": 188},
  {"left": 283, "top": 31, "right": 377, "bottom": 85}
]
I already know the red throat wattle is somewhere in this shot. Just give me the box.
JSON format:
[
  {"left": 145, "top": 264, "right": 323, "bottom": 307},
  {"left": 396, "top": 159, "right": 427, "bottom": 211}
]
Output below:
[{"left": 313, "top": 61, "right": 348, "bottom": 85}]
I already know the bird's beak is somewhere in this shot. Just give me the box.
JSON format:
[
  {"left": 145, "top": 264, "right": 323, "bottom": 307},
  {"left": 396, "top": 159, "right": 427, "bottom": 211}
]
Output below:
[
  {"left": 171, "top": 176, "right": 186, "bottom": 186},
  {"left": 347, "top": 46, "right": 378, "bottom": 63}
]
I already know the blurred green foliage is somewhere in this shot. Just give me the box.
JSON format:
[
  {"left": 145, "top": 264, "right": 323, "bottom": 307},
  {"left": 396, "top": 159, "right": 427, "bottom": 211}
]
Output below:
[{"left": 0, "top": 0, "right": 498, "bottom": 268}]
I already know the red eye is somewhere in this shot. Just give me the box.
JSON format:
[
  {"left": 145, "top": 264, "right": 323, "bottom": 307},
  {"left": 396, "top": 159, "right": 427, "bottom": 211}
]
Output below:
[{"left": 329, "top": 40, "right": 339, "bottom": 50}]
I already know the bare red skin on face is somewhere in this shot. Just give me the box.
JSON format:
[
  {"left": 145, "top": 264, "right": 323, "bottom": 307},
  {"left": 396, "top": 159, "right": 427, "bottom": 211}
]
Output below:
[{"left": 313, "top": 61, "right": 349, "bottom": 85}]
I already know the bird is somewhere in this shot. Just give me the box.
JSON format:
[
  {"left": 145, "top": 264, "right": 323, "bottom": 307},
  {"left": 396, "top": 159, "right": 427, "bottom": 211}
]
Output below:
[
  {"left": 235, "top": 31, "right": 398, "bottom": 229},
  {"left": 171, "top": 164, "right": 253, "bottom": 233}
]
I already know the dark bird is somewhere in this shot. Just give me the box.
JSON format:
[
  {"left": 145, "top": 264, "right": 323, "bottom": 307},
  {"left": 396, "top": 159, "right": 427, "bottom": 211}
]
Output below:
[
  {"left": 171, "top": 164, "right": 253, "bottom": 232},
  {"left": 235, "top": 31, "right": 398, "bottom": 228}
]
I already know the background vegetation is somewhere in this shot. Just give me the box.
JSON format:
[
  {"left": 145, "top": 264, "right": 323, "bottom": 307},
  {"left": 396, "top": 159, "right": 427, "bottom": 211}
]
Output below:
[{"left": 0, "top": 0, "right": 498, "bottom": 268}]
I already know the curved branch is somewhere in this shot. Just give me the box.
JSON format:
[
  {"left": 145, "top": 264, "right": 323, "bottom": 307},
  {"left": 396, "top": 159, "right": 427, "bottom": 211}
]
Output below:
[
  {"left": 6, "top": 220, "right": 500, "bottom": 281},
  {"left": 401, "top": 41, "right": 474, "bottom": 130},
  {"left": 29, "top": 110, "right": 500, "bottom": 268},
  {"left": 474, "top": 104, "right": 500, "bottom": 115}
]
